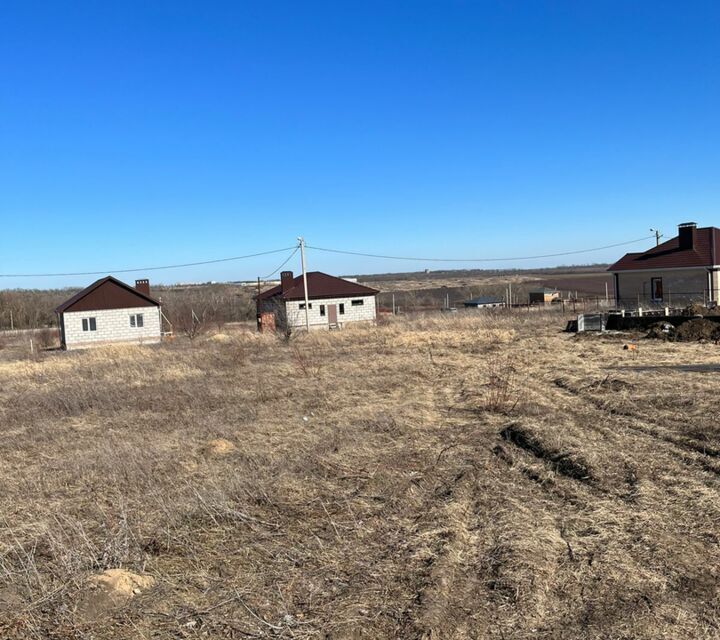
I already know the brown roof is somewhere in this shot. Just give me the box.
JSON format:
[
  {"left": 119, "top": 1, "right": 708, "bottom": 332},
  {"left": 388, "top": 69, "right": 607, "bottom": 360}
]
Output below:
[
  {"left": 56, "top": 276, "right": 160, "bottom": 313},
  {"left": 608, "top": 227, "right": 720, "bottom": 272},
  {"left": 257, "top": 272, "right": 379, "bottom": 301}
]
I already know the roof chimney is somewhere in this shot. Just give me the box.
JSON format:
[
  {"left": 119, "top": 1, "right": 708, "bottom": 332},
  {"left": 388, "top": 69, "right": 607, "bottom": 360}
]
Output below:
[
  {"left": 678, "top": 222, "right": 697, "bottom": 250},
  {"left": 280, "top": 271, "right": 294, "bottom": 293},
  {"left": 135, "top": 279, "right": 150, "bottom": 296}
]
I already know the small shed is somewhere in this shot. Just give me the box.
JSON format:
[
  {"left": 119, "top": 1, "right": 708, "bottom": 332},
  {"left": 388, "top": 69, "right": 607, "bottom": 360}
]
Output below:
[
  {"left": 463, "top": 296, "right": 506, "bottom": 309},
  {"left": 529, "top": 288, "right": 561, "bottom": 305},
  {"left": 55, "top": 276, "right": 163, "bottom": 350}
]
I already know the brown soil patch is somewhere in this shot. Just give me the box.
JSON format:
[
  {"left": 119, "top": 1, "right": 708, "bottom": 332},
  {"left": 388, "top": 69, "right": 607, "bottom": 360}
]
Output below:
[
  {"left": 203, "top": 438, "right": 236, "bottom": 455},
  {"left": 78, "top": 570, "right": 155, "bottom": 621}
]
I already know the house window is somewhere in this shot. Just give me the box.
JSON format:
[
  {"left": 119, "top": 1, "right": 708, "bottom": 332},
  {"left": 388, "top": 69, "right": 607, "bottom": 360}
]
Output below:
[
  {"left": 351, "top": 299, "right": 364, "bottom": 306},
  {"left": 130, "top": 313, "right": 144, "bottom": 328},
  {"left": 320, "top": 305, "right": 326, "bottom": 317},
  {"left": 299, "top": 303, "right": 312, "bottom": 310},
  {"left": 339, "top": 303, "right": 345, "bottom": 315},
  {"left": 651, "top": 277, "right": 663, "bottom": 301},
  {"left": 82, "top": 317, "right": 97, "bottom": 332}
]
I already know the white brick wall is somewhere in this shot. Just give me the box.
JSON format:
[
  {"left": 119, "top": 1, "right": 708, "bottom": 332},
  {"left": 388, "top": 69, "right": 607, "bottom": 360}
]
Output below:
[
  {"left": 283, "top": 295, "right": 377, "bottom": 330},
  {"left": 62, "top": 306, "right": 162, "bottom": 350}
]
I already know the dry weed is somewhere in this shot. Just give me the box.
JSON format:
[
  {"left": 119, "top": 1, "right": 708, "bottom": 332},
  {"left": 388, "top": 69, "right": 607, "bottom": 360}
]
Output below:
[{"left": 0, "top": 310, "right": 719, "bottom": 638}]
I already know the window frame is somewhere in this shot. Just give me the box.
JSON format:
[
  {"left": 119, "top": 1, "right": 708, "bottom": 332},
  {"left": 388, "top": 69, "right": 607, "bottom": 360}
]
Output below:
[
  {"left": 299, "top": 302, "right": 313, "bottom": 310},
  {"left": 129, "top": 313, "right": 144, "bottom": 328},
  {"left": 82, "top": 317, "right": 97, "bottom": 332},
  {"left": 319, "top": 304, "right": 326, "bottom": 317},
  {"left": 339, "top": 303, "right": 345, "bottom": 315},
  {"left": 651, "top": 277, "right": 663, "bottom": 301},
  {"left": 351, "top": 299, "right": 364, "bottom": 306}
]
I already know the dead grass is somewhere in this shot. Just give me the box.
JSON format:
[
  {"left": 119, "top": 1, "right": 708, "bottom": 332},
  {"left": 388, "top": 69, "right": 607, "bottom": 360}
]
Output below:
[{"left": 1, "top": 311, "right": 720, "bottom": 638}]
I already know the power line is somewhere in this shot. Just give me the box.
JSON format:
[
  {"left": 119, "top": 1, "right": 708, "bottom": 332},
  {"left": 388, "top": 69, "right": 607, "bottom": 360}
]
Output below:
[
  {"left": 0, "top": 247, "right": 296, "bottom": 278},
  {"left": 0, "top": 234, "right": 657, "bottom": 279},
  {"left": 306, "top": 235, "right": 655, "bottom": 263},
  {"left": 261, "top": 246, "right": 299, "bottom": 280}
]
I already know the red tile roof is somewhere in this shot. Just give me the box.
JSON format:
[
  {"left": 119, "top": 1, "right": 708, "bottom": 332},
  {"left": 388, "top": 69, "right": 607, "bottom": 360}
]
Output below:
[
  {"left": 257, "top": 272, "right": 379, "bottom": 301},
  {"left": 608, "top": 227, "right": 720, "bottom": 272}
]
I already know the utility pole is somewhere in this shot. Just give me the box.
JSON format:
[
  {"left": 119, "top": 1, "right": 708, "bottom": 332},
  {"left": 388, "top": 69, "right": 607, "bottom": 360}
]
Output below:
[
  {"left": 298, "top": 237, "right": 310, "bottom": 332},
  {"left": 650, "top": 228, "right": 662, "bottom": 246}
]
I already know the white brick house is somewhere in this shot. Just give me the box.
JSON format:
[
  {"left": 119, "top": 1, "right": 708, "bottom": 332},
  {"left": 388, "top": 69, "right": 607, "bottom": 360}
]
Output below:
[
  {"left": 56, "top": 276, "right": 162, "bottom": 350},
  {"left": 256, "top": 271, "right": 379, "bottom": 332}
]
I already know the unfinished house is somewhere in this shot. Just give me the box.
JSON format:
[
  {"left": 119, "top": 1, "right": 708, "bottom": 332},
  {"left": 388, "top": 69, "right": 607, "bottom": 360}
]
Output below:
[
  {"left": 256, "top": 271, "right": 379, "bottom": 332},
  {"left": 608, "top": 222, "right": 720, "bottom": 308},
  {"left": 55, "top": 276, "right": 162, "bottom": 350}
]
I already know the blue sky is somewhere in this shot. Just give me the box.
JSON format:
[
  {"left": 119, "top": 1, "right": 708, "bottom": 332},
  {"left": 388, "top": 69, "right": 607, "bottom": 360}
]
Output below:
[{"left": 1, "top": 1, "right": 719, "bottom": 288}]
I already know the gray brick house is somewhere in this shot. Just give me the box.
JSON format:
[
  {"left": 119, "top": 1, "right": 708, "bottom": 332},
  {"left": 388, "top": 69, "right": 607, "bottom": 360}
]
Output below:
[
  {"left": 55, "top": 276, "right": 162, "bottom": 350},
  {"left": 609, "top": 222, "right": 720, "bottom": 307},
  {"left": 256, "top": 271, "right": 379, "bottom": 332}
]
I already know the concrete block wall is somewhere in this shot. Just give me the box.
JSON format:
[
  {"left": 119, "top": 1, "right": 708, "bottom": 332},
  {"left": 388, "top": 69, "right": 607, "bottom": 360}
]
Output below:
[
  {"left": 62, "top": 306, "right": 162, "bottom": 349},
  {"left": 285, "top": 295, "right": 377, "bottom": 329},
  {"left": 616, "top": 268, "right": 711, "bottom": 307}
]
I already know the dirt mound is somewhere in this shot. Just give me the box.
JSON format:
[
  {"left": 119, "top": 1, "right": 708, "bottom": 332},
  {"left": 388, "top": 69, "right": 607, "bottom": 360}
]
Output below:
[
  {"left": 646, "top": 322, "right": 676, "bottom": 340},
  {"left": 204, "top": 438, "right": 236, "bottom": 456},
  {"left": 78, "top": 569, "right": 154, "bottom": 620},
  {"left": 673, "top": 319, "right": 720, "bottom": 342},
  {"left": 680, "top": 304, "right": 720, "bottom": 317},
  {"left": 683, "top": 303, "right": 707, "bottom": 317}
]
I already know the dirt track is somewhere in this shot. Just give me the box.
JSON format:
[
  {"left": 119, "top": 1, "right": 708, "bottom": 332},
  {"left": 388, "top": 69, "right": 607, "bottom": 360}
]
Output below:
[{"left": 0, "top": 313, "right": 719, "bottom": 638}]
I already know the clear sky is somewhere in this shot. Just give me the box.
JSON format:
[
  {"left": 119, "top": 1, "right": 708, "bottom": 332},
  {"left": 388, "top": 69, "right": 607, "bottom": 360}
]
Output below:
[{"left": 1, "top": 1, "right": 719, "bottom": 288}]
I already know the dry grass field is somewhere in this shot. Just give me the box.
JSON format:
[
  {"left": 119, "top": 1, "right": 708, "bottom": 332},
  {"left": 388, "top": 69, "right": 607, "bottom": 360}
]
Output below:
[{"left": 1, "top": 311, "right": 720, "bottom": 638}]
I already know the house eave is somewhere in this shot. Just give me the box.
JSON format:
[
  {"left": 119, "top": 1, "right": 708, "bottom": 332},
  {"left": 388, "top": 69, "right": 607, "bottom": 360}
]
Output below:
[{"left": 610, "top": 265, "right": 719, "bottom": 274}]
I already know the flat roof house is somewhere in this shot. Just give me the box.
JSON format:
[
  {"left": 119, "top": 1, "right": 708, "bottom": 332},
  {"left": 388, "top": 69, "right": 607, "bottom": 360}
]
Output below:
[
  {"left": 463, "top": 296, "right": 506, "bottom": 308},
  {"left": 256, "top": 271, "right": 379, "bottom": 332},
  {"left": 608, "top": 222, "right": 720, "bottom": 307},
  {"left": 55, "top": 276, "right": 162, "bottom": 350}
]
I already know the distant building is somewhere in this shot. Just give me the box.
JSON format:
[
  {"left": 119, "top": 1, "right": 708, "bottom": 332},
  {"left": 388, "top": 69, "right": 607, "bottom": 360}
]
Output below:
[
  {"left": 463, "top": 296, "right": 506, "bottom": 309},
  {"left": 529, "top": 288, "right": 561, "bottom": 305},
  {"left": 608, "top": 222, "right": 720, "bottom": 307},
  {"left": 55, "top": 277, "right": 162, "bottom": 350},
  {"left": 256, "top": 271, "right": 379, "bottom": 332}
]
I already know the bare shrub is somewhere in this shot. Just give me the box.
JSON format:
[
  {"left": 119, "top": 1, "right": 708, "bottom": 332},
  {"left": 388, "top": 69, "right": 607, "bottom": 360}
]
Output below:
[
  {"left": 184, "top": 318, "right": 206, "bottom": 340},
  {"left": 463, "top": 355, "right": 519, "bottom": 414},
  {"left": 289, "top": 342, "right": 323, "bottom": 378},
  {"left": 175, "top": 309, "right": 206, "bottom": 340}
]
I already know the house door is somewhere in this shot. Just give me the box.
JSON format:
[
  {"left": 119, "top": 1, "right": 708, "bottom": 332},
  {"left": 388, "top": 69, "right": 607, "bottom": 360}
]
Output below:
[{"left": 327, "top": 304, "right": 338, "bottom": 325}]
